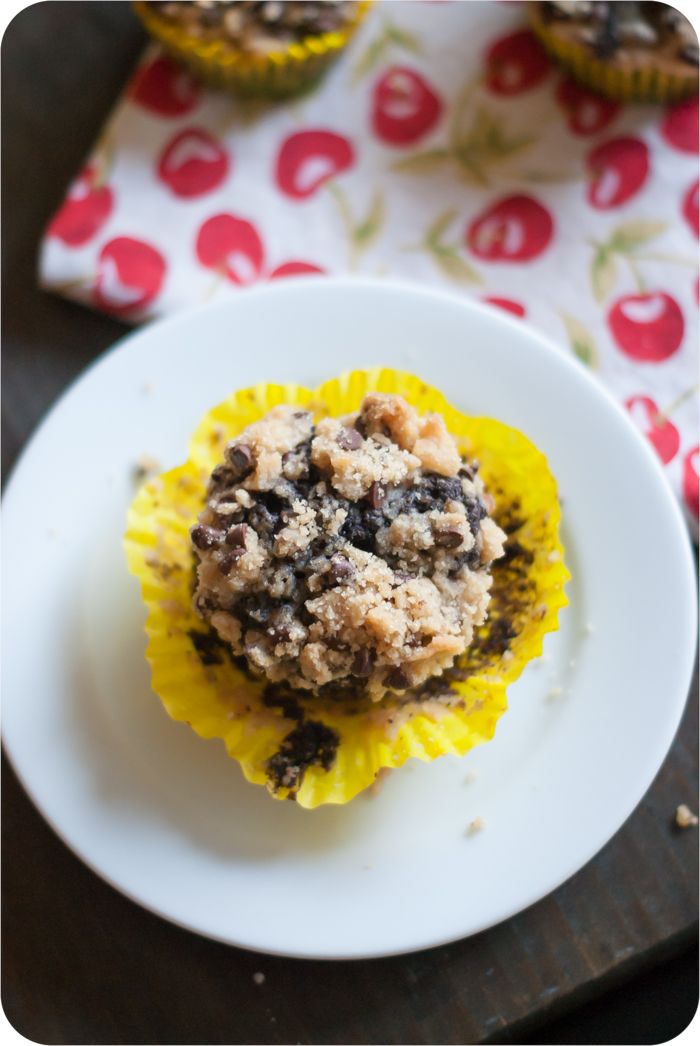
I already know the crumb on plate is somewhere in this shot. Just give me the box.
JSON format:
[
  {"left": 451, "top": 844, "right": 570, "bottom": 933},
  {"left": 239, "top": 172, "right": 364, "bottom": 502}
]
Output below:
[
  {"left": 675, "top": 804, "right": 698, "bottom": 829},
  {"left": 134, "top": 453, "right": 161, "bottom": 483}
]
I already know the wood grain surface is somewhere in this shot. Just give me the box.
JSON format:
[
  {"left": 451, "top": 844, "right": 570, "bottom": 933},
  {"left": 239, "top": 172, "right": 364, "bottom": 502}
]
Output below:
[{"left": 2, "top": 4, "right": 697, "bottom": 1044}]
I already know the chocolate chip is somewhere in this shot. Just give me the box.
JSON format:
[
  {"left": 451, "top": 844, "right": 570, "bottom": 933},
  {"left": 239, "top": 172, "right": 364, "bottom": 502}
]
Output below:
[
  {"left": 191, "top": 524, "right": 222, "bottom": 550},
  {"left": 385, "top": 667, "right": 410, "bottom": 690},
  {"left": 210, "top": 464, "right": 236, "bottom": 488},
  {"left": 225, "top": 523, "right": 248, "bottom": 547},
  {"left": 327, "top": 553, "right": 353, "bottom": 584},
  {"left": 268, "top": 624, "right": 291, "bottom": 643},
  {"left": 465, "top": 545, "right": 482, "bottom": 570},
  {"left": 435, "top": 527, "right": 464, "bottom": 549},
  {"left": 218, "top": 549, "right": 244, "bottom": 574},
  {"left": 466, "top": 497, "right": 488, "bottom": 535},
  {"left": 368, "top": 482, "right": 386, "bottom": 510},
  {"left": 336, "top": 426, "right": 363, "bottom": 451},
  {"left": 341, "top": 503, "right": 383, "bottom": 552},
  {"left": 194, "top": 593, "right": 217, "bottom": 615},
  {"left": 226, "top": 443, "right": 253, "bottom": 476},
  {"left": 248, "top": 500, "right": 280, "bottom": 537},
  {"left": 351, "top": 648, "right": 374, "bottom": 677},
  {"left": 354, "top": 416, "right": 367, "bottom": 437},
  {"left": 435, "top": 477, "right": 464, "bottom": 501}
]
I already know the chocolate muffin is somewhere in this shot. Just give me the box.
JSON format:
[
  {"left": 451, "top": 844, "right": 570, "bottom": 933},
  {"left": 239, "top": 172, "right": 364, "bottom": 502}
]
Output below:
[
  {"left": 147, "top": 1, "right": 359, "bottom": 55},
  {"left": 133, "top": 0, "right": 370, "bottom": 98},
  {"left": 529, "top": 2, "right": 698, "bottom": 101},
  {"left": 191, "top": 393, "right": 506, "bottom": 700}
]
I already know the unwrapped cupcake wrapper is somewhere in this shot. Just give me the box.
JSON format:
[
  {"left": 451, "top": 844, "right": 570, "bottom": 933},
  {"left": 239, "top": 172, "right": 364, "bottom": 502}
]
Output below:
[
  {"left": 125, "top": 368, "right": 569, "bottom": 808},
  {"left": 529, "top": 10, "right": 699, "bottom": 103},
  {"left": 132, "top": 1, "right": 373, "bottom": 98}
]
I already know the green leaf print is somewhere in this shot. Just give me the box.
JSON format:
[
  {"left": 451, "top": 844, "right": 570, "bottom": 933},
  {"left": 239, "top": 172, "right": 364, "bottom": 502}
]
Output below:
[
  {"left": 560, "top": 313, "right": 598, "bottom": 369},
  {"left": 351, "top": 20, "right": 423, "bottom": 85},
  {"left": 608, "top": 220, "right": 668, "bottom": 252},
  {"left": 431, "top": 249, "right": 483, "bottom": 285}
]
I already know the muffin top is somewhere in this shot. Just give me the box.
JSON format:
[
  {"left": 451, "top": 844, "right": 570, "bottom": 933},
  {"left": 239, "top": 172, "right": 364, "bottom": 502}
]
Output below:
[
  {"left": 149, "top": 1, "right": 358, "bottom": 54},
  {"left": 539, "top": 2, "right": 698, "bottom": 68},
  {"left": 191, "top": 393, "right": 506, "bottom": 701}
]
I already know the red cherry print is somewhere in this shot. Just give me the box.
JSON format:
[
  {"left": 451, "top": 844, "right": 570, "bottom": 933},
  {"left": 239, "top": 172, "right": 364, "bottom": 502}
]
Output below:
[
  {"left": 683, "top": 445, "right": 699, "bottom": 517},
  {"left": 586, "top": 137, "right": 649, "bottom": 209},
  {"left": 484, "top": 29, "right": 549, "bottom": 96},
  {"left": 157, "top": 129, "right": 229, "bottom": 199},
  {"left": 482, "top": 296, "right": 526, "bottom": 318},
  {"left": 129, "top": 55, "right": 200, "bottom": 117},
  {"left": 467, "top": 195, "right": 553, "bottom": 262},
  {"left": 371, "top": 67, "right": 442, "bottom": 146},
  {"left": 269, "top": 261, "right": 325, "bottom": 279},
  {"left": 555, "top": 77, "right": 620, "bottom": 136},
  {"left": 661, "top": 96, "right": 699, "bottom": 154},
  {"left": 608, "top": 293, "right": 684, "bottom": 362},
  {"left": 196, "top": 214, "right": 264, "bottom": 285},
  {"left": 625, "top": 395, "right": 680, "bottom": 464},
  {"left": 275, "top": 131, "right": 354, "bottom": 200},
  {"left": 682, "top": 179, "right": 699, "bottom": 238},
  {"left": 94, "top": 237, "right": 166, "bottom": 314},
  {"left": 47, "top": 164, "right": 113, "bottom": 247}
]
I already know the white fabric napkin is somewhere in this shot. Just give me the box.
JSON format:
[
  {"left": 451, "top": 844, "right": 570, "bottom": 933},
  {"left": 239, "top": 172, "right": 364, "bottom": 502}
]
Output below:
[{"left": 39, "top": 0, "right": 699, "bottom": 524}]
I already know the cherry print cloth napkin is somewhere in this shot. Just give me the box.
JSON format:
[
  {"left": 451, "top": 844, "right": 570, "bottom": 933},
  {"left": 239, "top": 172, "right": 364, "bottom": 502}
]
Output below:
[{"left": 39, "top": 0, "right": 699, "bottom": 524}]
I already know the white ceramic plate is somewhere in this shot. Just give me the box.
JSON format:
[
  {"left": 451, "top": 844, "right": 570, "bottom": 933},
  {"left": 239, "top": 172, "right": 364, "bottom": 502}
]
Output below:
[{"left": 3, "top": 279, "right": 696, "bottom": 959}]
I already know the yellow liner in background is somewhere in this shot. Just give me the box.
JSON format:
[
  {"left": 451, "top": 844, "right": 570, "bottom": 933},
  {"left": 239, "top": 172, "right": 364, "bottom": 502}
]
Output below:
[
  {"left": 528, "top": 5, "right": 698, "bottom": 103},
  {"left": 125, "top": 368, "right": 569, "bottom": 808},
  {"left": 132, "top": 1, "right": 373, "bottom": 98}
]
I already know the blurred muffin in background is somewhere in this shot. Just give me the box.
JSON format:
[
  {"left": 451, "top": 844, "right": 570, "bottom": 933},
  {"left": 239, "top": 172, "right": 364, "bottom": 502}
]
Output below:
[
  {"left": 529, "top": 1, "right": 698, "bottom": 101},
  {"left": 133, "top": 1, "right": 372, "bottom": 98}
]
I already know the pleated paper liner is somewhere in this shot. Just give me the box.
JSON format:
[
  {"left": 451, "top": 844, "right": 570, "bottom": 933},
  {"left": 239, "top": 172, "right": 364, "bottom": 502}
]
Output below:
[
  {"left": 529, "top": 6, "right": 698, "bottom": 102},
  {"left": 132, "top": 1, "right": 373, "bottom": 99},
  {"left": 125, "top": 368, "right": 569, "bottom": 808}
]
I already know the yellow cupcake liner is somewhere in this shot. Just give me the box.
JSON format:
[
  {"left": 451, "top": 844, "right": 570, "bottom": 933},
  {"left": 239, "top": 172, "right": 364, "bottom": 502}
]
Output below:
[
  {"left": 528, "top": 6, "right": 698, "bottom": 103},
  {"left": 133, "top": 1, "right": 373, "bottom": 98},
  {"left": 125, "top": 368, "right": 569, "bottom": 808}
]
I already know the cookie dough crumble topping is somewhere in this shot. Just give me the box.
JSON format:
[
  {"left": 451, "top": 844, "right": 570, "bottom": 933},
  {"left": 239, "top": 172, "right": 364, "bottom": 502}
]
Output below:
[{"left": 191, "top": 393, "right": 507, "bottom": 701}]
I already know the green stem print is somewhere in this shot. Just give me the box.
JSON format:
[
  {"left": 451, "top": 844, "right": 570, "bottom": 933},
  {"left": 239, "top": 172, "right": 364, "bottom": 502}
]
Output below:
[
  {"left": 625, "top": 255, "right": 647, "bottom": 294},
  {"left": 351, "top": 19, "right": 422, "bottom": 85},
  {"left": 655, "top": 383, "right": 700, "bottom": 425},
  {"left": 404, "top": 210, "right": 483, "bottom": 285},
  {"left": 589, "top": 221, "right": 697, "bottom": 303},
  {"left": 328, "top": 182, "right": 385, "bottom": 270}
]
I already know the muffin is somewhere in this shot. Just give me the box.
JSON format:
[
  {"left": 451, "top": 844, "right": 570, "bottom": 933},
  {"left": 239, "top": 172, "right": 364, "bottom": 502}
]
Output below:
[
  {"left": 133, "top": 1, "right": 372, "bottom": 98},
  {"left": 191, "top": 393, "right": 507, "bottom": 701},
  {"left": 529, "top": 2, "right": 699, "bottom": 102},
  {"left": 125, "top": 369, "right": 569, "bottom": 807}
]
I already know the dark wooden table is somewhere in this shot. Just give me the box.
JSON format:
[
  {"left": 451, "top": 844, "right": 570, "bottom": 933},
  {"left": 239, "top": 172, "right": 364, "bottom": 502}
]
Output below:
[{"left": 2, "top": 4, "right": 698, "bottom": 1044}]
